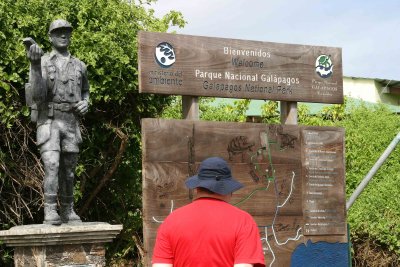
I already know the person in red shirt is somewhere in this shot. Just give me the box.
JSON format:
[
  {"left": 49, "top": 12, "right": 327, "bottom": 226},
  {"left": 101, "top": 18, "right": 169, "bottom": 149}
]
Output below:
[{"left": 152, "top": 157, "right": 266, "bottom": 267}]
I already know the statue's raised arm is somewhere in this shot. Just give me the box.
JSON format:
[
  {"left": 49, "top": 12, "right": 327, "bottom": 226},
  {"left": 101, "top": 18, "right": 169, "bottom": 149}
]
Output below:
[{"left": 23, "top": 37, "right": 45, "bottom": 122}]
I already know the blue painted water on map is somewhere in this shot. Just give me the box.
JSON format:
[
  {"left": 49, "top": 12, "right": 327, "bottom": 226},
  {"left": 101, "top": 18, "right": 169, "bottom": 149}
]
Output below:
[{"left": 291, "top": 240, "right": 349, "bottom": 267}]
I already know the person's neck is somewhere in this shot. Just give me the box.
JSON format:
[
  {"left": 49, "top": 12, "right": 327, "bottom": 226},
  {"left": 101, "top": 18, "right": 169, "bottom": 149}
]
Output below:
[{"left": 195, "top": 190, "right": 231, "bottom": 202}]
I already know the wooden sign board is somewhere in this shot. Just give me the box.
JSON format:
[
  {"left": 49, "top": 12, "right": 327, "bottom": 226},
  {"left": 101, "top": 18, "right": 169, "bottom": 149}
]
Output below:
[
  {"left": 138, "top": 31, "right": 343, "bottom": 103},
  {"left": 142, "top": 118, "right": 347, "bottom": 266}
]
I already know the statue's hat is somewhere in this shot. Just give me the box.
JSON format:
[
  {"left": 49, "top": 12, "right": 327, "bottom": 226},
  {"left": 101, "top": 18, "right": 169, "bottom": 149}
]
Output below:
[{"left": 49, "top": 19, "right": 72, "bottom": 34}]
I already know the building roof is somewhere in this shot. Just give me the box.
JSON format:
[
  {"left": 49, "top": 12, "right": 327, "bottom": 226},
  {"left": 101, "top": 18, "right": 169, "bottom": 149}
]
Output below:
[{"left": 374, "top": 79, "right": 400, "bottom": 88}]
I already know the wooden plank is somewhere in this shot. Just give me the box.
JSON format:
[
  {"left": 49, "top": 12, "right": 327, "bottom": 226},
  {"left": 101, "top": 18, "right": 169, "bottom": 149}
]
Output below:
[
  {"left": 139, "top": 31, "right": 343, "bottom": 103},
  {"left": 142, "top": 119, "right": 302, "bottom": 163},
  {"left": 142, "top": 119, "right": 347, "bottom": 266}
]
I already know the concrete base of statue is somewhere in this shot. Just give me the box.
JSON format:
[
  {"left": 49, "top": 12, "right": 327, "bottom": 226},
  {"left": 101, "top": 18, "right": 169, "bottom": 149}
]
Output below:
[{"left": 0, "top": 222, "right": 122, "bottom": 267}]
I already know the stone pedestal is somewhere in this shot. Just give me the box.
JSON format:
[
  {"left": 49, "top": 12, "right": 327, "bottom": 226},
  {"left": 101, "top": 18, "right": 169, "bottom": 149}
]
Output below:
[{"left": 0, "top": 222, "right": 122, "bottom": 267}]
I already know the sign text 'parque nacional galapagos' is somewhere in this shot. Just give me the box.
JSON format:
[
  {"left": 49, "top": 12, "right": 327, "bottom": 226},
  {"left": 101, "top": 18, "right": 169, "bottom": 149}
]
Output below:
[{"left": 138, "top": 31, "right": 343, "bottom": 104}]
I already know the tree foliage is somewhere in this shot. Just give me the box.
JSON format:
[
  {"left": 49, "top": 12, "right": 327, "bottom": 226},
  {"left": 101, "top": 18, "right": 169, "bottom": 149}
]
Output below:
[
  {"left": 1, "top": 0, "right": 399, "bottom": 264},
  {"left": 0, "top": 0, "right": 185, "bottom": 265}
]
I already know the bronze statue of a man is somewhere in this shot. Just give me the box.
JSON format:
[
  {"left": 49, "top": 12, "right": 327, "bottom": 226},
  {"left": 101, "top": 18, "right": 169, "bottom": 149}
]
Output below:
[{"left": 25, "top": 19, "right": 89, "bottom": 225}]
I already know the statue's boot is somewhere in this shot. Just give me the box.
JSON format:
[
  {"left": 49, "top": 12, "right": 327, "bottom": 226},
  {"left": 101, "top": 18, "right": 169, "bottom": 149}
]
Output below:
[
  {"left": 60, "top": 195, "right": 82, "bottom": 224},
  {"left": 43, "top": 193, "right": 61, "bottom": 225}
]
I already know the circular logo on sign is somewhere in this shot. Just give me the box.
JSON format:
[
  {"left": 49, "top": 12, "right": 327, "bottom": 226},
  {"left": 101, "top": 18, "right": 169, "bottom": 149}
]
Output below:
[
  {"left": 155, "top": 42, "right": 176, "bottom": 68},
  {"left": 315, "top": 55, "right": 333, "bottom": 78}
]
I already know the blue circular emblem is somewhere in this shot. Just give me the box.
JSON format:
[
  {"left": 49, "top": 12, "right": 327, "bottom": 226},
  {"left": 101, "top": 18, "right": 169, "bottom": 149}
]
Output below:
[
  {"left": 315, "top": 55, "right": 333, "bottom": 78},
  {"left": 155, "top": 42, "right": 176, "bottom": 68}
]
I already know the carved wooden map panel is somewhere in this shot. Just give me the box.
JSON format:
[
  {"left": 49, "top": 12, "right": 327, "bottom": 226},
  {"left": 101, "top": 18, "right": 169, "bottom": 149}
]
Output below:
[{"left": 142, "top": 118, "right": 347, "bottom": 266}]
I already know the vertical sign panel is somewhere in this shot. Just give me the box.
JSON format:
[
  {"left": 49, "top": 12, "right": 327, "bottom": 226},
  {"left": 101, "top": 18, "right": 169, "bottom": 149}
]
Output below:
[
  {"left": 142, "top": 119, "right": 348, "bottom": 266},
  {"left": 301, "top": 129, "right": 346, "bottom": 235}
]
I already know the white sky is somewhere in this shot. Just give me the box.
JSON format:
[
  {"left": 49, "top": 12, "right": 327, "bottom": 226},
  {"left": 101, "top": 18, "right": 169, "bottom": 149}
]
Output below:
[{"left": 150, "top": 0, "right": 400, "bottom": 81}]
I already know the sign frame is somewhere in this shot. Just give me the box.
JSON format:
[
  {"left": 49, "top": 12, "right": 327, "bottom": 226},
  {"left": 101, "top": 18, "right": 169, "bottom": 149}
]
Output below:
[{"left": 139, "top": 31, "right": 343, "bottom": 104}]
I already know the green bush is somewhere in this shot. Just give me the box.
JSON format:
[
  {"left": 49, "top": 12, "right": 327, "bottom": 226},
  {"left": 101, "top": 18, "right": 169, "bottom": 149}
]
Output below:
[
  {"left": 340, "top": 104, "right": 400, "bottom": 253},
  {"left": 1, "top": 0, "right": 399, "bottom": 262}
]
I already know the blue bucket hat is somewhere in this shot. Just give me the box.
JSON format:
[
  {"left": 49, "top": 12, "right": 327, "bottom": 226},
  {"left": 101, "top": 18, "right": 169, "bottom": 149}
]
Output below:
[{"left": 185, "top": 157, "right": 243, "bottom": 195}]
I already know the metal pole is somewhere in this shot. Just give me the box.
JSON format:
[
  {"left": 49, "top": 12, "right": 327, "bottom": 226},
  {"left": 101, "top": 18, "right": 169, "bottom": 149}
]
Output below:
[{"left": 346, "top": 131, "right": 400, "bottom": 210}]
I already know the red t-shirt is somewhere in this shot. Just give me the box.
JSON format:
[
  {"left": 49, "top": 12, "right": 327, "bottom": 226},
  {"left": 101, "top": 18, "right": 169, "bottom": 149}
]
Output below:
[{"left": 152, "top": 198, "right": 265, "bottom": 267}]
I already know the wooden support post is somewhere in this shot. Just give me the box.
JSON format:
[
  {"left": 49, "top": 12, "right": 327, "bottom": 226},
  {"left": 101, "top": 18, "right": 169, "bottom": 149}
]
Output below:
[
  {"left": 182, "top": 95, "right": 199, "bottom": 202},
  {"left": 182, "top": 95, "right": 199, "bottom": 120},
  {"left": 280, "top": 101, "right": 298, "bottom": 125}
]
